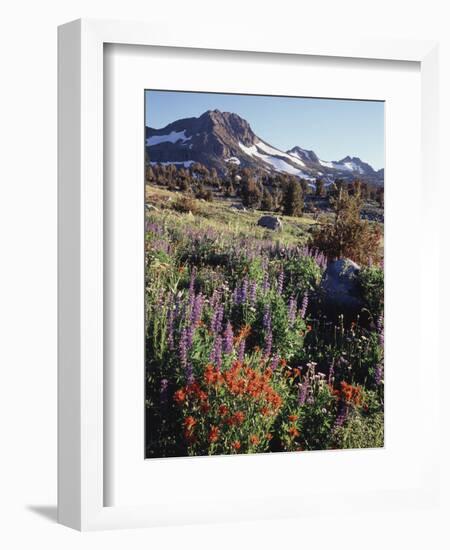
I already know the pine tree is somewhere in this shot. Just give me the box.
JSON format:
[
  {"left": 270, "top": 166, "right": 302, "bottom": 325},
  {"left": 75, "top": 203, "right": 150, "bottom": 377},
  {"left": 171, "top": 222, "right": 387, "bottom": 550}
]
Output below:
[
  {"left": 315, "top": 177, "right": 324, "bottom": 197},
  {"left": 241, "top": 175, "right": 262, "bottom": 208},
  {"left": 261, "top": 188, "right": 274, "bottom": 211},
  {"left": 283, "top": 179, "right": 303, "bottom": 216}
]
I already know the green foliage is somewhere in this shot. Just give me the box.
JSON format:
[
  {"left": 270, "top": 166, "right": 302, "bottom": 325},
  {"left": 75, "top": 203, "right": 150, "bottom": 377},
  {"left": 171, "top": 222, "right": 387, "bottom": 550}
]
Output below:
[
  {"left": 283, "top": 179, "right": 303, "bottom": 216},
  {"left": 195, "top": 184, "right": 214, "bottom": 201},
  {"left": 261, "top": 188, "right": 275, "bottom": 211},
  {"left": 172, "top": 195, "right": 201, "bottom": 214},
  {"left": 311, "top": 185, "right": 382, "bottom": 265},
  {"left": 283, "top": 255, "right": 322, "bottom": 298},
  {"left": 359, "top": 266, "right": 384, "bottom": 319},
  {"left": 240, "top": 175, "right": 262, "bottom": 208},
  {"left": 315, "top": 177, "right": 324, "bottom": 197},
  {"left": 334, "top": 410, "right": 384, "bottom": 449}
]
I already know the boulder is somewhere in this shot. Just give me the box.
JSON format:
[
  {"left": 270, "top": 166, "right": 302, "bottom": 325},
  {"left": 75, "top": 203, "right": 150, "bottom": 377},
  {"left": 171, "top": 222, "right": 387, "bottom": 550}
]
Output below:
[
  {"left": 257, "top": 215, "right": 283, "bottom": 231},
  {"left": 319, "top": 258, "right": 363, "bottom": 319}
]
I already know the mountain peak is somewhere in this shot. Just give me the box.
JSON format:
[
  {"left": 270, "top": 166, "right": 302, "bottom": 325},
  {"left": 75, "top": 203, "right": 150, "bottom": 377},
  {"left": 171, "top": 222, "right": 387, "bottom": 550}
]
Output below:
[
  {"left": 145, "top": 111, "right": 383, "bottom": 185},
  {"left": 287, "top": 146, "right": 320, "bottom": 164}
]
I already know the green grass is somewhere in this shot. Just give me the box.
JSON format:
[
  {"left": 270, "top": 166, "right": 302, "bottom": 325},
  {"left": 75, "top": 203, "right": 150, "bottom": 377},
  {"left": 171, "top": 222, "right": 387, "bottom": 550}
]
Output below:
[{"left": 146, "top": 184, "right": 319, "bottom": 247}]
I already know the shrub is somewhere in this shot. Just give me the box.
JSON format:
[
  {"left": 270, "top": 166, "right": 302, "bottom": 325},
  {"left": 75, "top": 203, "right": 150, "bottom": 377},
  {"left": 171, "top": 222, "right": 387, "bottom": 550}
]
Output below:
[
  {"left": 172, "top": 195, "right": 200, "bottom": 214},
  {"left": 195, "top": 185, "right": 214, "bottom": 202},
  {"left": 311, "top": 187, "right": 382, "bottom": 265}
]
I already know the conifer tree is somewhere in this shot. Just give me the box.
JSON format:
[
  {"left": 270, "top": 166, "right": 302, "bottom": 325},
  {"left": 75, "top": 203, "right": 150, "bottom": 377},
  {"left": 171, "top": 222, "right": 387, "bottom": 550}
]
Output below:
[
  {"left": 315, "top": 177, "right": 324, "bottom": 197},
  {"left": 261, "top": 188, "right": 274, "bottom": 211},
  {"left": 283, "top": 179, "right": 303, "bottom": 216}
]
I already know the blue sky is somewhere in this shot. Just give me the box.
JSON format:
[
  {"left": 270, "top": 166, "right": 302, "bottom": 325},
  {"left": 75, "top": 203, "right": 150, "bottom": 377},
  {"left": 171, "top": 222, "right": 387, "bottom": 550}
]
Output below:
[{"left": 145, "top": 90, "right": 384, "bottom": 170}]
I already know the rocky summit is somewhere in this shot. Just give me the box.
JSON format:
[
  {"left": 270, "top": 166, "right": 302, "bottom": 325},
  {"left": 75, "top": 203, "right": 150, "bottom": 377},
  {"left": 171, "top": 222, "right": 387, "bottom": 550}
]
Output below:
[{"left": 145, "top": 109, "right": 384, "bottom": 186}]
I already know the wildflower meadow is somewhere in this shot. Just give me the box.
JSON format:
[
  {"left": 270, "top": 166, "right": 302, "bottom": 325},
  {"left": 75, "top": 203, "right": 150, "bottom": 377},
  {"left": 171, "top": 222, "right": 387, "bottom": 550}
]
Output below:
[{"left": 145, "top": 183, "right": 384, "bottom": 458}]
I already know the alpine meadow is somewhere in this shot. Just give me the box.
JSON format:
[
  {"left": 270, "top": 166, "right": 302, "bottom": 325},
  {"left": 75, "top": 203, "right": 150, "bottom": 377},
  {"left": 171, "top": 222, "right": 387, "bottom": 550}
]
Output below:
[{"left": 144, "top": 91, "right": 384, "bottom": 458}]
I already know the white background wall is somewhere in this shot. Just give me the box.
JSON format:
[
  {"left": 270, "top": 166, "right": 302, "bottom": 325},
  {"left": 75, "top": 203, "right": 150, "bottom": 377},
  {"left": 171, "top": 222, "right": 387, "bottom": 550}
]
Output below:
[{"left": 0, "top": 1, "right": 448, "bottom": 548}]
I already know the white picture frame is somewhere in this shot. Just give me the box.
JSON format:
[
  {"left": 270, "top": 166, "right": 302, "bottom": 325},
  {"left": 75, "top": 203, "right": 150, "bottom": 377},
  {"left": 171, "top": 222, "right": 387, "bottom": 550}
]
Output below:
[{"left": 58, "top": 18, "right": 440, "bottom": 531}]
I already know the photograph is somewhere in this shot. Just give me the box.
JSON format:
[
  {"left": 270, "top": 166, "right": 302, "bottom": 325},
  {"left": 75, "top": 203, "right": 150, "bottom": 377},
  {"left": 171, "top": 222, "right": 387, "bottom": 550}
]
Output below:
[{"left": 144, "top": 90, "right": 385, "bottom": 459}]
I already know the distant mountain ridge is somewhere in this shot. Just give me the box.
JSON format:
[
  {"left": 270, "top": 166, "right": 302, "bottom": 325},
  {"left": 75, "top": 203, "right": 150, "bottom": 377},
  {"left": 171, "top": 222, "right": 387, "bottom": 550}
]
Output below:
[{"left": 145, "top": 109, "right": 384, "bottom": 186}]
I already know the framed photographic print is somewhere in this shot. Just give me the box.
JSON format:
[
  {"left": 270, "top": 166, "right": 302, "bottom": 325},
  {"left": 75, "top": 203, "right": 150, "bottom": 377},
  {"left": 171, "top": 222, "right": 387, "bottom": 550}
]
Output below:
[
  {"left": 143, "top": 89, "right": 385, "bottom": 460},
  {"left": 58, "top": 18, "right": 440, "bottom": 530}
]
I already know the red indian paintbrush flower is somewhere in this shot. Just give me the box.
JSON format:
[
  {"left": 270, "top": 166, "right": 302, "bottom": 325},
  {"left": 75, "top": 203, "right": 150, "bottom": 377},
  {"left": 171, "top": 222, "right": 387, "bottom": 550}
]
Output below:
[
  {"left": 173, "top": 388, "right": 186, "bottom": 404},
  {"left": 208, "top": 426, "right": 220, "bottom": 443},
  {"left": 288, "top": 426, "right": 300, "bottom": 437},
  {"left": 218, "top": 404, "right": 229, "bottom": 417},
  {"left": 183, "top": 416, "right": 196, "bottom": 431}
]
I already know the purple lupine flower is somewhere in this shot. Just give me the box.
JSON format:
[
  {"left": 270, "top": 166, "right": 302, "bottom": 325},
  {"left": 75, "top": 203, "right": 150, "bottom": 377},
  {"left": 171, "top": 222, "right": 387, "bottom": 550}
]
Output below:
[
  {"left": 270, "top": 354, "right": 279, "bottom": 371},
  {"left": 174, "top": 293, "right": 182, "bottom": 319},
  {"left": 262, "top": 303, "right": 273, "bottom": 356},
  {"left": 223, "top": 321, "right": 234, "bottom": 354},
  {"left": 186, "top": 325, "right": 195, "bottom": 350},
  {"left": 210, "top": 303, "right": 224, "bottom": 335},
  {"left": 151, "top": 239, "right": 171, "bottom": 255},
  {"left": 186, "top": 363, "right": 194, "bottom": 385},
  {"left": 240, "top": 277, "right": 248, "bottom": 303},
  {"left": 209, "top": 301, "right": 219, "bottom": 333},
  {"left": 179, "top": 328, "right": 189, "bottom": 370},
  {"left": 233, "top": 277, "right": 249, "bottom": 305},
  {"left": 334, "top": 402, "right": 348, "bottom": 429},
  {"left": 160, "top": 378, "right": 169, "bottom": 405},
  {"left": 263, "top": 303, "right": 271, "bottom": 332},
  {"left": 288, "top": 295, "right": 296, "bottom": 325},
  {"left": 315, "top": 251, "right": 327, "bottom": 270},
  {"left": 300, "top": 291, "right": 309, "bottom": 319},
  {"left": 210, "top": 335, "right": 223, "bottom": 371},
  {"left": 186, "top": 294, "right": 203, "bottom": 350},
  {"left": 231, "top": 286, "right": 239, "bottom": 305},
  {"left": 146, "top": 221, "right": 164, "bottom": 235},
  {"left": 249, "top": 280, "right": 257, "bottom": 305},
  {"left": 214, "top": 304, "right": 224, "bottom": 334},
  {"left": 298, "top": 379, "right": 308, "bottom": 406},
  {"left": 277, "top": 269, "right": 284, "bottom": 295},
  {"left": 191, "top": 293, "right": 204, "bottom": 326},
  {"left": 375, "top": 363, "right": 383, "bottom": 385},
  {"left": 238, "top": 338, "right": 246, "bottom": 363}
]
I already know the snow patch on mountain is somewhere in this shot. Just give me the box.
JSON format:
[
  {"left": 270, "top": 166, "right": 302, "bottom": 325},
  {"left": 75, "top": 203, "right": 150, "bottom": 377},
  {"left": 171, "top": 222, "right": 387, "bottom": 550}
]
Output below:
[
  {"left": 239, "top": 142, "right": 309, "bottom": 177},
  {"left": 225, "top": 157, "right": 241, "bottom": 165},
  {"left": 319, "top": 158, "right": 366, "bottom": 174},
  {"left": 256, "top": 141, "right": 305, "bottom": 167},
  {"left": 150, "top": 160, "right": 195, "bottom": 168},
  {"left": 146, "top": 130, "right": 191, "bottom": 147},
  {"left": 290, "top": 149, "right": 312, "bottom": 163}
]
